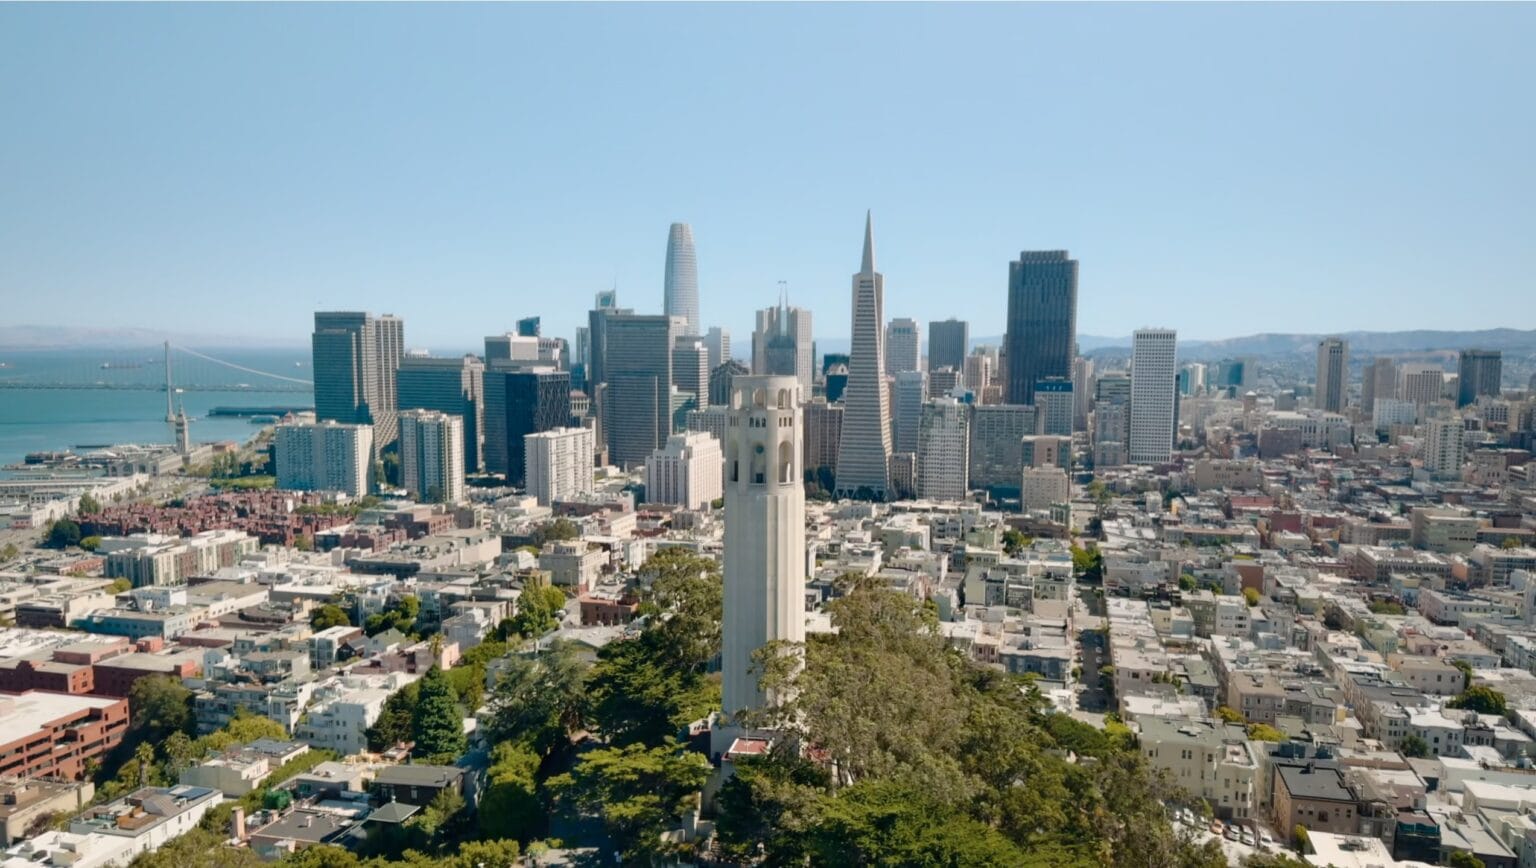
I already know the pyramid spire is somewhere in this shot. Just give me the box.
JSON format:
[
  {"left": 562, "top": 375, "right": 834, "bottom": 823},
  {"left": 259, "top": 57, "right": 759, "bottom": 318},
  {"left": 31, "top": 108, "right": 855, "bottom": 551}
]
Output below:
[{"left": 860, "top": 210, "right": 875, "bottom": 275}]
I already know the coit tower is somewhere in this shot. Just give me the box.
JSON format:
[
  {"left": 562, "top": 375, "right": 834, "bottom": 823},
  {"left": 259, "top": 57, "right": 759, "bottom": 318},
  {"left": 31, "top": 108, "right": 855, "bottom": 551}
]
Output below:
[{"left": 718, "top": 375, "right": 806, "bottom": 740}]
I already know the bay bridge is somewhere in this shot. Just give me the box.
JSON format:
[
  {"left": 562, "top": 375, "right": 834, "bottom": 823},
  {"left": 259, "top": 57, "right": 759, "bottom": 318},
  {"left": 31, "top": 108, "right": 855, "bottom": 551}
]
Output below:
[{"left": 0, "top": 343, "right": 314, "bottom": 393}]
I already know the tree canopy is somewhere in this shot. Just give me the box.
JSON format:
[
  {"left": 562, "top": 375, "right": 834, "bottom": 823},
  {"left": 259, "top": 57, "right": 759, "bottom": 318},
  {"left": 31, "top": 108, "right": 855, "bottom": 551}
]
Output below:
[
  {"left": 411, "top": 666, "right": 467, "bottom": 762},
  {"left": 1449, "top": 685, "right": 1507, "bottom": 716}
]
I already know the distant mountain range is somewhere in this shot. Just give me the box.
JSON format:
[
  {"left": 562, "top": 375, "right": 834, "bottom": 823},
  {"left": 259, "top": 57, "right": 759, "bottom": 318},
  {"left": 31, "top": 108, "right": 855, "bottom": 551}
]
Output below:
[{"left": 817, "top": 329, "right": 1536, "bottom": 360}]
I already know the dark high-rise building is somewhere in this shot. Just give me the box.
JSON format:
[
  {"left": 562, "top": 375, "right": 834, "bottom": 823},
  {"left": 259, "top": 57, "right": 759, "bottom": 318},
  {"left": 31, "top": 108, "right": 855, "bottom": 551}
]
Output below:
[
  {"left": 603, "top": 314, "right": 682, "bottom": 467},
  {"left": 312, "top": 311, "right": 404, "bottom": 454},
  {"left": 1458, "top": 349, "right": 1503, "bottom": 407},
  {"left": 927, "top": 319, "right": 969, "bottom": 374},
  {"left": 709, "top": 360, "right": 750, "bottom": 408},
  {"left": 1004, "top": 251, "right": 1077, "bottom": 406},
  {"left": 1315, "top": 338, "right": 1348, "bottom": 414},
  {"left": 516, "top": 317, "right": 541, "bottom": 338},
  {"left": 397, "top": 355, "right": 485, "bottom": 473},
  {"left": 586, "top": 291, "right": 629, "bottom": 388},
  {"left": 483, "top": 366, "right": 569, "bottom": 485}
]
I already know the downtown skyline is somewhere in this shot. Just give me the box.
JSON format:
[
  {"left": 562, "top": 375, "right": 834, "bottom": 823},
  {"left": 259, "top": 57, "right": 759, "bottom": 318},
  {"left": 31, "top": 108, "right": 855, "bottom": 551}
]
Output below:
[{"left": 4, "top": 4, "right": 1536, "bottom": 349}]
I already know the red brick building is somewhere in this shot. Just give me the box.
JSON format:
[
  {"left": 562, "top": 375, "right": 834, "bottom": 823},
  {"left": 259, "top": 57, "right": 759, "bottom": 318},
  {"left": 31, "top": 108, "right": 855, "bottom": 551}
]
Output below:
[{"left": 0, "top": 690, "right": 129, "bottom": 780}]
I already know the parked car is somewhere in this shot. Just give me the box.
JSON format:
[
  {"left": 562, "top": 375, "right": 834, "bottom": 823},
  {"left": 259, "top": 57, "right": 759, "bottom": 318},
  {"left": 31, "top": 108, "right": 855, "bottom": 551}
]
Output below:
[
  {"left": 1240, "top": 827, "right": 1256, "bottom": 846},
  {"left": 1258, "top": 829, "right": 1276, "bottom": 849},
  {"left": 1210, "top": 819, "right": 1224, "bottom": 836},
  {"left": 1224, "top": 824, "right": 1239, "bottom": 841}
]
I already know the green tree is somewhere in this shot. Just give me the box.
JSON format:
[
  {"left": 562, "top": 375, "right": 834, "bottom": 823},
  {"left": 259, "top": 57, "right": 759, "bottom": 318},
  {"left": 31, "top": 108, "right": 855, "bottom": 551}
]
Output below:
[
  {"left": 530, "top": 517, "right": 580, "bottom": 546},
  {"left": 107, "top": 578, "right": 132, "bottom": 593},
  {"left": 364, "top": 595, "right": 421, "bottom": 637},
  {"left": 1002, "top": 528, "right": 1033, "bottom": 555},
  {"left": 1246, "top": 723, "right": 1286, "bottom": 742},
  {"left": 128, "top": 675, "right": 194, "bottom": 740},
  {"left": 1449, "top": 850, "right": 1488, "bottom": 868},
  {"left": 1071, "top": 543, "right": 1104, "bottom": 583},
  {"left": 1449, "top": 685, "right": 1508, "bottom": 716},
  {"left": 478, "top": 741, "right": 541, "bottom": 842},
  {"left": 1178, "top": 573, "right": 1197, "bottom": 592},
  {"left": 1214, "top": 706, "right": 1246, "bottom": 724},
  {"left": 1400, "top": 734, "right": 1432, "bottom": 758},
  {"left": 161, "top": 732, "right": 199, "bottom": 775},
  {"left": 309, "top": 604, "right": 351, "bottom": 631},
  {"left": 1451, "top": 658, "right": 1475, "bottom": 692},
  {"left": 79, "top": 535, "right": 102, "bottom": 552},
  {"left": 802, "top": 779, "right": 1030, "bottom": 866},
  {"left": 1294, "top": 823, "right": 1310, "bottom": 851},
  {"left": 486, "top": 641, "right": 589, "bottom": 756},
  {"left": 586, "top": 636, "right": 718, "bottom": 747},
  {"left": 1502, "top": 537, "right": 1522, "bottom": 550},
  {"left": 135, "top": 741, "right": 157, "bottom": 787},
  {"left": 366, "top": 682, "right": 419, "bottom": 751},
  {"left": 77, "top": 492, "right": 102, "bottom": 515},
  {"left": 46, "top": 518, "right": 82, "bottom": 549},
  {"left": 505, "top": 581, "right": 567, "bottom": 639},
  {"left": 547, "top": 738, "right": 711, "bottom": 862},
  {"left": 1242, "top": 587, "right": 1260, "bottom": 607},
  {"left": 411, "top": 666, "right": 466, "bottom": 761}
]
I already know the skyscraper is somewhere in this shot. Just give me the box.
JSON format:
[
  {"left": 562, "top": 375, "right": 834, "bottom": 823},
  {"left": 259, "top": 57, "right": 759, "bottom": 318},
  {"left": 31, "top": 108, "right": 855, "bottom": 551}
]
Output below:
[
  {"left": 884, "top": 318, "right": 921, "bottom": 376},
  {"left": 664, "top": 222, "right": 700, "bottom": 336},
  {"left": 718, "top": 376, "right": 805, "bottom": 737},
  {"left": 709, "top": 360, "right": 750, "bottom": 408},
  {"left": 704, "top": 327, "right": 731, "bottom": 370},
  {"left": 1457, "top": 349, "right": 1503, "bottom": 407},
  {"left": 1362, "top": 358, "right": 1398, "bottom": 414},
  {"left": 969, "top": 404, "right": 1036, "bottom": 496},
  {"left": 398, "top": 410, "right": 465, "bottom": 504},
  {"left": 516, "top": 317, "right": 541, "bottom": 338},
  {"left": 1399, "top": 364, "right": 1445, "bottom": 408},
  {"left": 834, "top": 213, "right": 893, "bottom": 499},
  {"left": 524, "top": 427, "right": 595, "bottom": 507},
  {"left": 312, "top": 311, "right": 404, "bottom": 453},
  {"left": 1423, "top": 418, "right": 1465, "bottom": 480},
  {"left": 752, "top": 301, "right": 813, "bottom": 396},
  {"left": 1129, "top": 328, "right": 1178, "bottom": 465},
  {"left": 672, "top": 337, "right": 710, "bottom": 409},
  {"left": 275, "top": 421, "right": 374, "bottom": 498},
  {"left": 1004, "top": 251, "right": 1078, "bottom": 405},
  {"left": 483, "top": 367, "right": 570, "bottom": 483},
  {"left": 892, "top": 370, "right": 928, "bottom": 456},
  {"left": 397, "top": 355, "right": 484, "bottom": 474},
  {"left": 928, "top": 319, "right": 968, "bottom": 374},
  {"left": 916, "top": 397, "right": 968, "bottom": 501},
  {"left": 1315, "top": 338, "right": 1348, "bottom": 414},
  {"left": 603, "top": 314, "right": 682, "bottom": 468},
  {"left": 585, "top": 292, "right": 630, "bottom": 388},
  {"left": 1034, "top": 378, "right": 1074, "bottom": 436}
]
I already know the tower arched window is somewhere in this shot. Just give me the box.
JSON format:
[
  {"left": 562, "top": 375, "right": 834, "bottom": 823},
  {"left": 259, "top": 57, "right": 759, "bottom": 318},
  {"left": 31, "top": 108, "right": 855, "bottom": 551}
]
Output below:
[{"left": 778, "top": 440, "right": 793, "bottom": 483}]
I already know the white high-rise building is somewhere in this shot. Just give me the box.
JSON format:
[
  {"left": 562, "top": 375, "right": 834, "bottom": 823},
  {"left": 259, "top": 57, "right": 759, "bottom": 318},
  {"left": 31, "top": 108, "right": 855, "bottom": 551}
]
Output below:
[
  {"left": 645, "top": 431, "right": 724, "bottom": 510},
  {"left": 892, "top": 370, "right": 928, "bottom": 456},
  {"left": 275, "top": 421, "right": 374, "bottom": 498},
  {"left": 1423, "top": 418, "right": 1465, "bottom": 481},
  {"left": 1129, "top": 328, "right": 1178, "bottom": 465},
  {"left": 1372, "top": 398, "right": 1418, "bottom": 431},
  {"left": 399, "top": 409, "right": 464, "bottom": 504},
  {"left": 916, "top": 398, "right": 969, "bottom": 502},
  {"left": 1399, "top": 364, "right": 1445, "bottom": 408},
  {"left": 704, "top": 327, "right": 731, "bottom": 371},
  {"left": 524, "top": 427, "right": 595, "bottom": 507},
  {"left": 717, "top": 376, "right": 805, "bottom": 747},
  {"left": 1315, "top": 338, "right": 1348, "bottom": 414},
  {"left": 884, "top": 317, "right": 921, "bottom": 376},
  {"left": 664, "top": 223, "right": 700, "bottom": 336},
  {"left": 834, "top": 212, "right": 893, "bottom": 499}
]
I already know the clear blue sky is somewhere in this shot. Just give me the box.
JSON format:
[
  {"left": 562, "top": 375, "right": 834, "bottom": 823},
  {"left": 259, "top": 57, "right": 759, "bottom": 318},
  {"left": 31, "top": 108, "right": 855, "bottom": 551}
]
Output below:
[{"left": 2, "top": 3, "right": 1533, "bottom": 350}]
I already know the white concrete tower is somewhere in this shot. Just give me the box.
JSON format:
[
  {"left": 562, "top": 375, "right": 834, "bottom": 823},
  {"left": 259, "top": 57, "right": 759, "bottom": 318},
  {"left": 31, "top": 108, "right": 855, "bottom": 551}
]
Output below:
[{"left": 719, "top": 375, "right": 806, "bottom": 737}]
